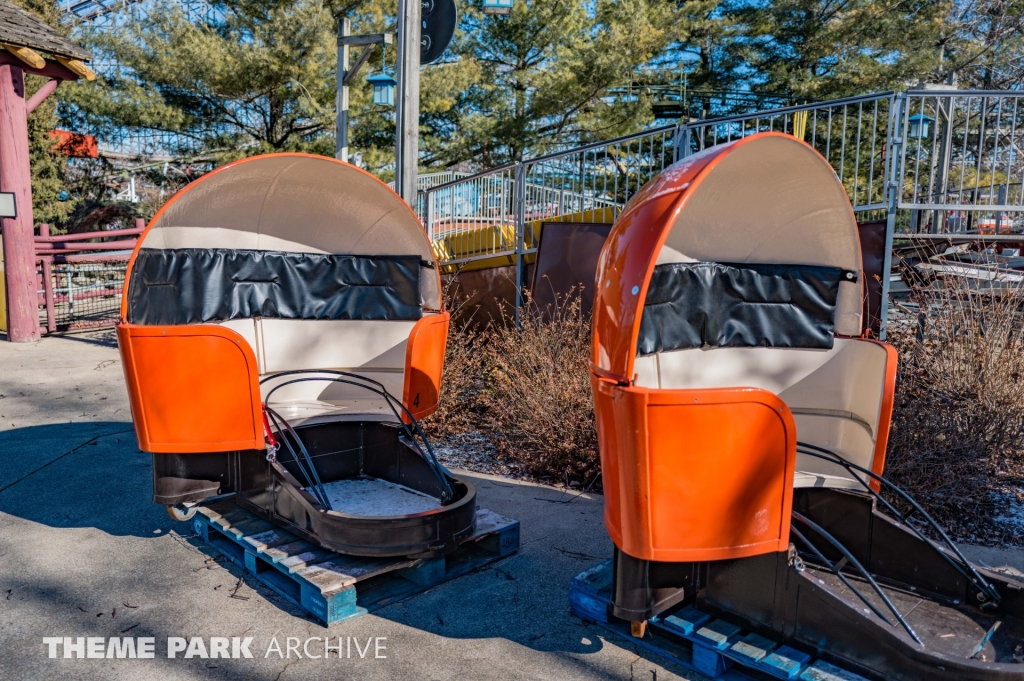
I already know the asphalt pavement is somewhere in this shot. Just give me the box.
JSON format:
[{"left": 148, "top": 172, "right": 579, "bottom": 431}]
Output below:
[{"left": 0, "top": 330, "right": 698, "bottom": 681}]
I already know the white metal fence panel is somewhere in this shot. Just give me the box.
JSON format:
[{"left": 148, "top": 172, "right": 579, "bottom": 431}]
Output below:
[{"left": 898, "top": 91, "right": 1024, "bottom": 234}]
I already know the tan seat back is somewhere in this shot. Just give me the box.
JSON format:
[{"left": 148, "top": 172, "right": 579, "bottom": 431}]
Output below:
[
  {"left": 634, "top": 338, "right": 893, "bottom": 487},
  {"left": 219, "top": 318, "right": 423, "bottom": 424}
]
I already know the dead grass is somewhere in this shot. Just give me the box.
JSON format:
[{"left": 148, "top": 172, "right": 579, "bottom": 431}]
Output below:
[
  {"left": 475, "top": 295, "right": 599, "bottom": 487},
  {"left": 885, "top": 275, "right": 1024, "bottom": 544},
  {"left": 424, "top": 293, "right": 599, "bottom": 488},
  {"left": 424, "top": 319, "right": 486, "bottom": 440}
]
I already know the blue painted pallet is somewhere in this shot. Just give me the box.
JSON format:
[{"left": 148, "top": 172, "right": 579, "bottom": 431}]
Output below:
[
  {"left": 193, "top": 498, "right": 519, "bottom": 626},
  {"left": 569, "top": 560, "right": 868, "bottom": 681}
]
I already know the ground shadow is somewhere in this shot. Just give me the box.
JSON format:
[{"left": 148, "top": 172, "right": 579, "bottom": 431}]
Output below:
[
  {"left": 0, "top": 422, "right": 688, "bottom": 679},
  {"left": 0, "top": 422, "right": 173, "bottom": 538},
  {"left": 49, "top": 328, "right": 119, "bottom": 348}
]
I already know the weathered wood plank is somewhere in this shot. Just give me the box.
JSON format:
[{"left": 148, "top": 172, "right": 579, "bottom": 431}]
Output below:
[
  {"left": 242, "top": 527, "right": 298, "bottom": 553},
  {"left": 191, "top": 500, "right": 520, "bottom": 626}
]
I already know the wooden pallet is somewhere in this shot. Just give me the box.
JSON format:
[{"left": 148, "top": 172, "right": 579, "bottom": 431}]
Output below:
[
  {"left": 192, "top": 498, "right": 519, "bottom": 626},
  {"left": 569, "top": 560, "right": 868, "bottom": 681}
]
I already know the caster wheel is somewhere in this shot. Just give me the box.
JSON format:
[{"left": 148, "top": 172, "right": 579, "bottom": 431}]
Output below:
[{"left": 167, "top": 504, "right": 198, "bottom": 522}]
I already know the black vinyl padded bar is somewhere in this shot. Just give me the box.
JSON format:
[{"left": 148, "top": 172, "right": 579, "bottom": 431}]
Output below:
[
  {"left": 128, "top": 248, "right": 423, "bottom": 325},
  {"left": 637, "top": 261, "right": 853, "bottom": 355}
]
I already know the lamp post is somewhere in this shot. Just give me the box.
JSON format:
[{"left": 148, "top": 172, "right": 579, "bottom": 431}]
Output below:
[
  {"left": 367, "top": 73, "right": 398, "bottom": 106},
  {"left": 335, "top": 22, "right": 393, "bottom": 163},
  {"left": 483, "top": 0, "right": 513, "bottom": 14},
  {"left": 908, "top": 113, "right": 934, "bottom": 140},
  {"left": 335, "top": 1, "right": 456, "bottom": 205}
]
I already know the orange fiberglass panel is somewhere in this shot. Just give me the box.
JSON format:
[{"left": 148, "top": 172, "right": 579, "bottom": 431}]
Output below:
[
  {"left": 118, "top": 324, "right": 263, "bottom": 453},
  {"left": 868, "top": 339, "right": 898, "bottom": 485},
  {"left": 594, "top": 380, "right": 797, "bottom": 562},
  {"left": 592, "top": 133, "right": 864, "bottom": 383},
  {"left": 403, "top": 312, "right": 451, "bottom": 420}
]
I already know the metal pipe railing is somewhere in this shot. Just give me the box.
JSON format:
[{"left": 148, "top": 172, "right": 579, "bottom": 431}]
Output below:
[
  {"left": 33, "top": 220, "right": 142, "bottom": 334},
  {"left": 420, "top": 88, "right": 1024, "bottom": 330}
]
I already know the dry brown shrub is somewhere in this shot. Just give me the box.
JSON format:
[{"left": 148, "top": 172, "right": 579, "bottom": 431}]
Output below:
[
  {"left": 424, "top": 289, "right": 599, "bottom": 487},
  {"left": 476, "top": 294, "right": 599, "bottom": 486},
  {"left": 424, "top": 321, "right": 485, "bottom": 438},
  {"left": 422, "top": 282, "right": 487, "bottom": 439},
  {"left": 885, "top": 275, "right": 1024, "bottom": 543}
]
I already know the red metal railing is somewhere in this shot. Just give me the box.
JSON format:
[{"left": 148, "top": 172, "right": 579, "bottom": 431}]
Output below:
[{"left": 34, "top": 219, "right": 144, "bottom": 333}]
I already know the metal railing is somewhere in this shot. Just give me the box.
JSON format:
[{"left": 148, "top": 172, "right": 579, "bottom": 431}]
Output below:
[
  {"left": 424, "top": 164, "right": 519, "bottom": 267},
  {"left": 421, "top": 88, "right": 1024, "bottom": 333},
  {"left": 679, "top": 92, "right": 897, "bottom": 213},
  {"left": 422, "top": 125, "right": 678, "bottom": 270},
  {"left": 898, "top": 91, "right": 1024, "bottom": 234}
]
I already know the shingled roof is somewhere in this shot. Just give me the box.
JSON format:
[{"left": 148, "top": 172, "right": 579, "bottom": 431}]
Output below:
[{"left": 0, "top": 0, "right": 91, "bottom": 62}]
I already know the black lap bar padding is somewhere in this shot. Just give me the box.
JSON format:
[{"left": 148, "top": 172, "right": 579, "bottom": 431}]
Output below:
[
  {"left": 637, "top": 262, "right": 846, "bottom": 355},
  {"left": 128, "top": 248, "right": 423, "bottom": 325}
]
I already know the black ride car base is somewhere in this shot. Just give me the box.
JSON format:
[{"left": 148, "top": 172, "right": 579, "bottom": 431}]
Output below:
[
  {"left": 154, "top": 420, "right": 477, "bottom": 559},
  {"left": 239, "top": 420, "right": 476, "bottom": 558},
  {"left": 611, "top": 487, "right": 1024, "bottom": 681}
]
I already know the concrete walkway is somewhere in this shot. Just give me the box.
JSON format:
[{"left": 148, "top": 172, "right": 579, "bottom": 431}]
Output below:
[{"left": 0, "top": 332, "right": 697, "bottom": 681}]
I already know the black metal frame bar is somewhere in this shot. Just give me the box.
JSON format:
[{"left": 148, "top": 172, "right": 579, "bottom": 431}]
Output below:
[
  {"left": 790, "top": 524, "right": 895, "bottom": 626},
  {"left": 261, "top": 370, "right": 455, "bottom": 502},
  {"left": 792, "top": 512, "right": 923, "bottom": 644},
  {"left": 265, "top": 406, "right": 332, "bottom": 509},
  {"left": 797, "top": 441, "right": 1001, "bottom": 606}
]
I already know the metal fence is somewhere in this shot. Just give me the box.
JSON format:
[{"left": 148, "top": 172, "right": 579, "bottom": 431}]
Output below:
[
  {"left": 679, "top": 92, "right": 897, "bottom": 213},
  {"left": 39, "top": 261, "right": 128, "bottom": 332},
  {"left": 30, "top": 89, "right": 1024, "bottom": 333},
  {"left": 898, "top": 91, "right": 1024, "bottom": 233},
  {"left": 421, "top": 88, "right": 1024, "bottom": 333},
  {"left": 34, "top": 222, "right": 142, "bottom": 334},
  {"left": 423, "top": 125, "right": 678, "bottom": 270}
]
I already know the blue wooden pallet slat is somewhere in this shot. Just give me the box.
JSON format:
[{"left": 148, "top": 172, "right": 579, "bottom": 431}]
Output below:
[
  {"left": 192, "top": 501, "right": 519, "bottom": 626},
  {"left": 659, "top": 605, "right": 711, "bottom": 636},
  {"left": 799, "top": 660, "right": 870, "bottom": 681},
  {"left": 757, "top": 645, "right": 812, "bottom": 679},
  {"left": 693, "top": 640, "right": 733, "bottom": 677},
  {"left": 730, "top": 632, "right": 778, "bottom": 664},
  {"left": 568, "top": 561, "right": 614, "bottom": 623},
  {"left": 695, "top": 618, "right": 743, "bottom": 650},
  {"left": 568, "top": 560, "right": 868, "bottom": 681}
]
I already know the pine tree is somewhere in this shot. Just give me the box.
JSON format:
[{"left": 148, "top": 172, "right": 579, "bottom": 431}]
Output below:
[
  {"left": 940, "top": 0, "right": 1024, "bottom": 89},
  {"left": 62, "top": 0, "right": 679, "bottom": 174},
  {"left": 728, "top": 0, "right": 947, "bottom": 99},
  {"left": 421, "top": 0, "right": 674, "bottom": 167},
  {"left": 63, "top": 0, "right": 351, "bottom": 159}
]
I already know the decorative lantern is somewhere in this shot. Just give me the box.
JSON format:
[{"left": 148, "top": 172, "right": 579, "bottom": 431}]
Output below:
[
  {"left": 908, "top": 113, "right": 934, "bottom": 140},
  {"left": 483, "top": 0, "right": 513, "bottom": 15},
  {"left": 367, "top": 73, "right": 398, "bottom": 107}
]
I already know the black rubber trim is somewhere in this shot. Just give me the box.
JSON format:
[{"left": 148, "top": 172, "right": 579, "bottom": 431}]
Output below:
[
  {"left": 128, "top": 248, "right": 422, "bottom": 325},
  {"left": 637, "top": 261, "right": 842, "bottom": 356}
]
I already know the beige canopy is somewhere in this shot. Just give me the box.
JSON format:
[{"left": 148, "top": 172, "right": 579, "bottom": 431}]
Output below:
[
  {"left": 656, "top": 134, "right": 864, "bottom": 334},
  {"left": 139, "top": 153, "right": 440, "bottom": 308}
]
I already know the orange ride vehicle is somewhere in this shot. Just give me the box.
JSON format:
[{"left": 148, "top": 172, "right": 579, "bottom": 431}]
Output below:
[
  {"left": 117, "top": 153, "right": 475, "bottom": 557},
  {"left": 590, "top": 132, "right": 1024, "bottom": 680}
]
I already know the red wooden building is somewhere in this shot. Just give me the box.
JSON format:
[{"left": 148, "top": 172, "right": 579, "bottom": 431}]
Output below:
[{"left": 0, "top": 0, "right": 94, "bottom": 341}]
